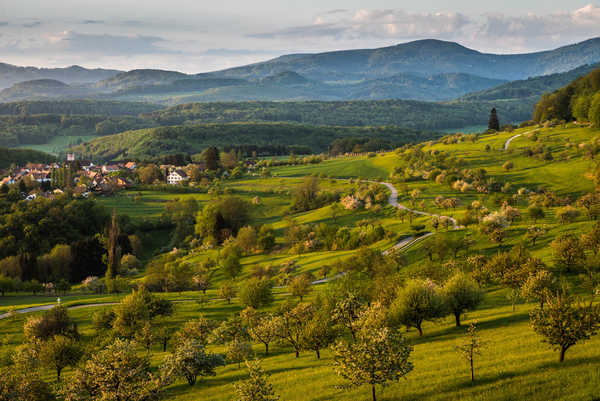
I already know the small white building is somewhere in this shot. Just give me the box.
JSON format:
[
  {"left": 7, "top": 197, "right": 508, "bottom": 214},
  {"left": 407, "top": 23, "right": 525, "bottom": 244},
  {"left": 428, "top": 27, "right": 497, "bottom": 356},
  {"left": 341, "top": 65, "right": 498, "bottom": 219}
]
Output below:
[{"left": 167, "top": 169, "right": 188, "bottom": 185}]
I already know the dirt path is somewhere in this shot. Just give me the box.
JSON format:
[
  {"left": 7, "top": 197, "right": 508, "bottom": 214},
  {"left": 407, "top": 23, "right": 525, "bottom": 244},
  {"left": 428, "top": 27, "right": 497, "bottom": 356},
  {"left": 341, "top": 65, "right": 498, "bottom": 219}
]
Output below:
[
  {"left": 380, "top": 182, "right": 459, "bottom": 229},
  {"left": 504, "top": 130, "right": 535, "bottom": 150}
]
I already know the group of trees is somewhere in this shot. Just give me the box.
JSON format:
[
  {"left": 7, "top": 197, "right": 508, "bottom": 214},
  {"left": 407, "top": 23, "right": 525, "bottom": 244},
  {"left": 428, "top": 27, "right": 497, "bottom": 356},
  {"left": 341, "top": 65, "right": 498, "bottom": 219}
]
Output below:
[{"left": 533, "top": 67, "right": 600, "bottom": 125}]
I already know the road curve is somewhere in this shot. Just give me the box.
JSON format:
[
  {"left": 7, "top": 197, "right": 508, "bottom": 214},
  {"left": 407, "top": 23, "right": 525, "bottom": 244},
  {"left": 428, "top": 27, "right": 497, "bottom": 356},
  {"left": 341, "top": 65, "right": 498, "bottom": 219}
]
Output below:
[
  {"left": 504, "top": 130, "right": 535, "bottom": 151},
  {"left": 380, "top": 182, "right": 459, "bottom": 229}
]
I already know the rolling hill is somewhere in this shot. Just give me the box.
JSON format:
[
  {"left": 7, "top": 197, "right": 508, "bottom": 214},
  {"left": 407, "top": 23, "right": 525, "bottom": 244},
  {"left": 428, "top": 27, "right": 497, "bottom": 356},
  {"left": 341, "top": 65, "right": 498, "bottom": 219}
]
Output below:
[
  {"left": 0, "top": 62, "right": 120, "bottom": 90},
  {"left": 71, "top": 123, "right": 437, "bottom": 161},
  {"left": 208, "top": 38, "right": 600, "bottom": 82},
  {"left": 3, "top": 38, "right": 600, "bottom": 105}
]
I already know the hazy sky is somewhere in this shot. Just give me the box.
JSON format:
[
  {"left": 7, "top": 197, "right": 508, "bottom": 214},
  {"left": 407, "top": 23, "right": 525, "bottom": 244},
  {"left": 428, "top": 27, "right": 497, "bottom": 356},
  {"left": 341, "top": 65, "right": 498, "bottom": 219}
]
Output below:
[{"left": 1, "top": 1, "right": 600, "bottom": 72}]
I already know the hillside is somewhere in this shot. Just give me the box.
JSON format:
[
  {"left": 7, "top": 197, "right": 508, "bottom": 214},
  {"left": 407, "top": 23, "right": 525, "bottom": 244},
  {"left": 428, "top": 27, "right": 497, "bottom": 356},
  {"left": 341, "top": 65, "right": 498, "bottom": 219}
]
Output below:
[
  {"left": 2, "top": 124, "right": 600, "bottom": 401},
  {"left": 0, "top": 62, "right": 120, "bottom": 89},
  {"left": 0, "top": 99, "right": 163, "bottom": 116},
  {"left": 95, "top": 69, "right": 190, "bottom": 90},
  {"left": 460, "top": 63, "right": 600, "bottom": 102},
  {"left": 0, "top": 147, "right": 56, "bottom": 168},
  {"left": 533, "top": 65, "right": 600, "bottom": 124},
  {"left": 209, "top": 38, "right": 600, "bottom": 82},
  {"left": 142, "top": 99, "right": 529, "bottom": 130},
  {"left": 0, "top": 79, "right": 93, "bottom": 102},
  {"left": 71, "top": 123, "right": 437, "bottom": 160}
]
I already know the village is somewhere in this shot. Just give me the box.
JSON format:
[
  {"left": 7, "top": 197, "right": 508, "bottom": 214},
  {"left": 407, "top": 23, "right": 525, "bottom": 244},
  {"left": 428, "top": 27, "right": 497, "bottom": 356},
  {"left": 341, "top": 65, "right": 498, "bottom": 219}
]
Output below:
[{"left": 0, "top": 153, "right": 209, "bottom": 200}]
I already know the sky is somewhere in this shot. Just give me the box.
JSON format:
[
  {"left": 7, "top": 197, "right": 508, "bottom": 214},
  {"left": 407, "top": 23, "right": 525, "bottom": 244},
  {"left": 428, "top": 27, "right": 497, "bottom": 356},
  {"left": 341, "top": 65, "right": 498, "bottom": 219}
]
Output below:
[{"left": 1, "top": 1, "right": 600, "bottom": 73}]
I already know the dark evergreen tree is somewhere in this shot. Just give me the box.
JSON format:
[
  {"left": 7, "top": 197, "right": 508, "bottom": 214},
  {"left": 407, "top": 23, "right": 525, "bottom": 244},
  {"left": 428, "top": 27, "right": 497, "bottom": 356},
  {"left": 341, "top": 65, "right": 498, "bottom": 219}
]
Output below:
[
  {"left": 105, "top": 210, "right": 121, "bottom": 282},
  {"left": 204, "top": 147, "right": 220, "bottom": 171},
  {"left": 488, "top": 108, "right": 500, "bottom": 131}
]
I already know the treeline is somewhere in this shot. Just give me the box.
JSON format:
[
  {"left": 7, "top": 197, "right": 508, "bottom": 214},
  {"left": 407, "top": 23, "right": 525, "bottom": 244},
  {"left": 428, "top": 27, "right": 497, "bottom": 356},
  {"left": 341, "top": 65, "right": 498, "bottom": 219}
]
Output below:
[
  {"left": 143, "top": 99, "right": 531, "bottom": 131},
  {"left": 0, "top": 114, "right": 155, "bottom": 147},
  {"left": 72, "top": 123, "right": 437, "bottom": 161},
  {"left": 0, "top": 147, "right": 56, "bottom": 169},
  {"left": 328, "top": 137, "right": 394, "bottom": 155},
  {"left": 533, "top": 67, "right": 600, "bottom": 124},
  {"left": 0, "top": 100, "right": 162, "bottom": 116}
]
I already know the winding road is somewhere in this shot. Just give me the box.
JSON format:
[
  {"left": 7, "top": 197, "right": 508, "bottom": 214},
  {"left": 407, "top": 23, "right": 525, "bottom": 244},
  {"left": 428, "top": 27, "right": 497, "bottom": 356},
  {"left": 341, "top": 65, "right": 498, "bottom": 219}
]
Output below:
[
  {"left": 0, "top": 181, "right": 460, "bottom": 319},
  {"left": 504, "top": 130, "right": 535, "bottom": 151}
]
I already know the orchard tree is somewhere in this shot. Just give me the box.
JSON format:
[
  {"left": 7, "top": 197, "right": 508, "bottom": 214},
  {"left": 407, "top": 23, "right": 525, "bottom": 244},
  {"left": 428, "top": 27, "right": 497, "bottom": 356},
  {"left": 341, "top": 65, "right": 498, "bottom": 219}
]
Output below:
[
  {"left": 556, "top": 206, "right": 581, "bottom": 224},
  {"left": 39, "top": 335, "right": 83, "bottom": 381},
  {"left": 275, "top": 302, "right": 314, "bottom": 358},
  {"left": 332, "top": 326, "right": 413, "bottom": 401},
  {"left": 236, "top": 226, "right": 257, "bottom": 255},
  {"left": 526, "top": 225, "right": 546, "bottom": 246},
  {"left": 300, "top": 308, "right": 339, "bottom": 359},
  {"left": 239, "top": 278, "right": 274, "bottom": 309},
  {"left": 240, "top": 308, "right": 279, "bottom": 355},
  {"left": 528, "top": 205, "right": 545, "bottom": 223},
  {"left": 62, "top": 339, "right": 164, "bottom": 400},
  {"left": 174, "top": 317, "right": 216, "bottom": 347},
  {"left": 218, "top": 281, "right": 237, "bottom": 304},
  {"left": 521, "top": 270, "right": 558, "bottom": 309},
  {"left": 456, "top": 322, "right": 483, "bottom": 382},
  {"left": 389, "top": 279, "right": 445, "bottom": 336},
  {"left": 135, "top": 321, "right": 156, "bottom": 354},
  {"left": 551, "top": 234, "right": 586, "bottom": 273},
  {"left": 331, "top": 293, "right": 364, "bottom": 340},
  {"left": 234, "top": 359, "right": 279, "bottom": 401},
  {"left": 442, "top": 273, "right": 484, "bottom": 327},
  {"left": 530, "top": 288, "right": 600, "bottom": 362},
  {"left": 0, "top": 368, "right": 53, "bottom": 401},
  {"left": 162, "top": 338, "right": 225, "bottom": 386},
  {"left": 225, "top": 339, "right": 253, "bottom": 368},
  {"left": 288, "top": 274, "right": 312, "bottom": 301}
]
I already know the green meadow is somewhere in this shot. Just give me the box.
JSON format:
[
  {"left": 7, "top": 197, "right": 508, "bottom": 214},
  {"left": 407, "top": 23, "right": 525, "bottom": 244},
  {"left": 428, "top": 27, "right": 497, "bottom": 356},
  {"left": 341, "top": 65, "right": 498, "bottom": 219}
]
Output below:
[{"left": 2, "top": 124, "right": 600, "bottom": 400}]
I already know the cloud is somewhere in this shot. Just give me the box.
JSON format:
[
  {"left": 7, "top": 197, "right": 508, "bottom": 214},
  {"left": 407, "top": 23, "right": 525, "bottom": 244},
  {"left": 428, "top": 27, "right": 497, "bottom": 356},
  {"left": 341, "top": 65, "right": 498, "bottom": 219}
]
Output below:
[
  {"left": 250, "top": 9, "right": 471, "bottom": 40},
  {"left": 82, "top": 20, "right": 104, "bottom": 25},
  {"left": 201, "top": 48, "right": 281, "bottom": 56},
  {"left": 22, "top": 21, "right": 42, "bottom": 28},
  {"left": 478, "top": 5, "right": 600, "bottom": 40},
  {"left": 249, "top": 4, "right": 600, "bottom": 52},
  {"left": 51, "top": 31, "right": 175, "bottom": 55}
]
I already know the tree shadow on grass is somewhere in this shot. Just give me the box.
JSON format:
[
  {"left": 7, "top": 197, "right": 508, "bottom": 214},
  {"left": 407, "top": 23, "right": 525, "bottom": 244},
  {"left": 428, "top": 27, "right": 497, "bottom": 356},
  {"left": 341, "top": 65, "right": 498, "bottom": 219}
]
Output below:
[
  {"left": 411, "top": 311, "right": 531, "bottom": 345},
  {"left": 392, "top": 353, "right": 600, "bottom": 401},
  {"left": 537, "top": 353, "right": 600, "bottom": 370}
]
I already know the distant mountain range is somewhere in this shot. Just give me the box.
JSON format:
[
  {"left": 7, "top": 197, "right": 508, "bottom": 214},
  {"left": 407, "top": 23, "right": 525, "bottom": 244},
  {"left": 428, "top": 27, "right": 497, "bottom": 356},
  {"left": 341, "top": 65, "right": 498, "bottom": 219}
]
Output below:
[
  {"left": 206, "top": 38, "right": 600, "bottom": 82},
  {"left": 0, "top": 63, "right": 120, "bottom": 89},
  {"left": 2, "top": 38, "right": 600, "bottom": 106}
]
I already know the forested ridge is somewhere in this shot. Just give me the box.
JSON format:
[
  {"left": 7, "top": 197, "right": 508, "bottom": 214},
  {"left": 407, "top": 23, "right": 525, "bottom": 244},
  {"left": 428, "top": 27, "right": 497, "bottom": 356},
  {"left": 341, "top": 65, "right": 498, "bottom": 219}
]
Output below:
[{"left": 72, "top": 123, "right": 438, "bottom": 161}]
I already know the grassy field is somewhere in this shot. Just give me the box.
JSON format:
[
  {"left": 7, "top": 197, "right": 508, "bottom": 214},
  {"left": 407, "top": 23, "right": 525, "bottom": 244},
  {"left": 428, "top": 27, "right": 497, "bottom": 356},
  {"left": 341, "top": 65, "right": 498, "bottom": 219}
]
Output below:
[{"left": 2, "top": 124, "right": 600, "bottom": 400}]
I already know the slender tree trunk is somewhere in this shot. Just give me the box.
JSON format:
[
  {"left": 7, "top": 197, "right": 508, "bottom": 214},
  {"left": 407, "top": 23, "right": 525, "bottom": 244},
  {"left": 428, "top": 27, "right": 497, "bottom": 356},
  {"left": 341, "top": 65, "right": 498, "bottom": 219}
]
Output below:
[
  {"left": 416, "top": 323, "right": 423, "bottom": 337},
  {"left": 295, "top": 349, "right": 299, "bottom": 358},
  {"left": 57, "top": 368, "right": 62, "bottom": 381},
  {"left": 372, "top": 385, "right": 376, "bottom": 401},
  {"left": 163, "top": 339, "right": 168, "bottom": 352},
  {"left": 470, "top": 357, "right": 474, "bottom": 381},
  {"left": 316, "top": 349, "right": 320, "bottom": 359},
  {"left": 455, "top": 312, "right": 461, "bottom": 327},
  {"left": 559, "top": 346, "right": 566, "bottom": 362},
  {"left": 264, "top": 343, "right": 269, "bottom": 355}
]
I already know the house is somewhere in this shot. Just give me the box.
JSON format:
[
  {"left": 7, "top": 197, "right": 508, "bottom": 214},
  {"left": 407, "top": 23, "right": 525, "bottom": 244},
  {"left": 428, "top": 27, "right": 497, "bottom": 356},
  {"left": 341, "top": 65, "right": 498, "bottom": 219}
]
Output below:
[
  {"left": 167, "top": 170, "right": 188, "bottom": 185},
  {"left": 102, "top": 165, "right": 122, "bottom": 174},
  {"left": 125, "top": 161, "right": 137, "bottom": 170}
]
